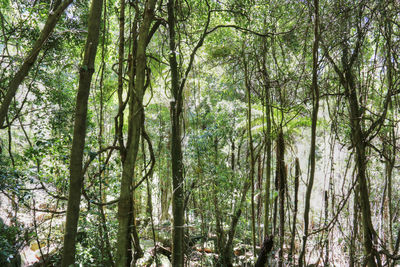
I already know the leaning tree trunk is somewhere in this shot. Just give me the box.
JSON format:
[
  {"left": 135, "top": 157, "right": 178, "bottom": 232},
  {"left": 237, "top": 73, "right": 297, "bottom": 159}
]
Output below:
[
  {"left": 115, "top": 0, "right": 156, "bottom": 266},
  {"left": 61, "top": 0, "right": 103, "bottom": 265},
  {"left": 0, "top": 0, "right": 73, "bottom": 128},
  {"left": 220, "top": 178, "right": 251, "bottom": 267}
]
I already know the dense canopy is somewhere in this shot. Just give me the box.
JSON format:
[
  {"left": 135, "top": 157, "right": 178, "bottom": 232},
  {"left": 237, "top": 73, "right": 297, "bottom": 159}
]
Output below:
[{"left": 0, "top": 0, "right": 400, "bottom": 266}]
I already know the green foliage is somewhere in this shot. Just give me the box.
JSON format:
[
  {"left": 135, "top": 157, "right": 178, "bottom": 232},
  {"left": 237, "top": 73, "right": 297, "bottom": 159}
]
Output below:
[
  {"left": 0, "top": 219, "right": 19, "bottom": 265},
  {"left": 0, "top": 0, "right": 399, "bottom": 265},
  {"left": 0, "top": 219, "right": 26, "bottom": 266}
]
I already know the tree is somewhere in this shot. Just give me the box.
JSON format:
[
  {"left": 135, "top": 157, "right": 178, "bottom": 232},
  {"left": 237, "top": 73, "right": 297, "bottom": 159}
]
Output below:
[
  {"left": 323, "top": 1, "right": 393, "bottom": 265},
  {"left": 115, "top": 0, "right": 157, "bottom": 265},
  {"left": 61, "top": 0, "right": 103, "bottom": 265},
  {"left": 0, "top": 0, "right": 73, "bottom": 128},
  {"left": 2, "top": 1, "right": 400, "bottom": 266},
  {"left": 299, "top": 0, "right": 320, "bottom": 265},
  {"left": 166, "top": 0, "right": 211, "bottom": 264}
]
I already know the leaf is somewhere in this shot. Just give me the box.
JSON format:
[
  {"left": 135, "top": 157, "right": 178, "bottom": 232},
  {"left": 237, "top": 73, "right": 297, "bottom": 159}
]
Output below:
[{"left": 0, "top": 0, "right": 9, "bottom": 8}]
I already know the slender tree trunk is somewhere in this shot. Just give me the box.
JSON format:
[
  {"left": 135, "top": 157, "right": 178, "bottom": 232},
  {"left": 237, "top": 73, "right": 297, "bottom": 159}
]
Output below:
[
  {"left": 257, "top": 155, "right": 263, "bottom": 244},
  {"left": 323, "top": 190, "right": 329, "bottom": 266},
  {"left": 212, "top": 138, "right": 226, "bottom": 260},
  {"left": 273, "top": 177, "right": 278, "bottom": 236},
  {"left": 345, "top": 58, "right": 378, "bottom": 267},
  {"left": 299, "top": 0, "right": 319, "bottom": 265},
  {"left": 244, "top": 53, "right": 257, "bottom": 257},
  {"left": 115, "top": 0, "right": 156, "bottom": 265},
  {"left": 0, "top": 0, "right": 73, "bottom": 128},
  {"left": 170, "top": 96, "right": 185, "bottom": 267},
  {"left": 387, "top": 119, "right": 395, "bottom": 252},
  {"left": 289, "top": 158, "right": 300, "bottom": 264},
  {"left": 61, "top": 0, "right": 103, "bottom": 265},
  {"left": 385, "top": 17, "right": 395, "bottom": 253},
  {"left": 276, "top": 130, "right": 286, "bottom": 267},
  {"left": 350, "top": 184, "right": 359, "bottom": 267},
  {"left": 264, "top": 84, "right": 272, "bottom": 238},
  {"left": 97, "top": 7, "right": 113, "bottom": 263},
  {"left": 116, "top": 0, "right": 126, "bottom": 159},
  {"left": 215, "top": 138, "right": 251, "bottom": 267},
  {"left": 221, "top": 178, "right": 251, "bottom": 267},
  {"left": 166, "top": 1, "right": 210, "bottom": 264},
  {"left": 260, "top": 40, "right": 273, "bottom": 239},
  {"left": 323, "top": 4, "right": 380, "bottom": 265},
  {"left": 167, "top": 0, "right": 185, "bottom": 265}
]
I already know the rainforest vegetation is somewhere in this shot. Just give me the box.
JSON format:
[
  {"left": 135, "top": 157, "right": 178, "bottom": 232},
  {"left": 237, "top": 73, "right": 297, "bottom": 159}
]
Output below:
[{"left": 1, "top": 0, "right": 400, "bottom": 266}]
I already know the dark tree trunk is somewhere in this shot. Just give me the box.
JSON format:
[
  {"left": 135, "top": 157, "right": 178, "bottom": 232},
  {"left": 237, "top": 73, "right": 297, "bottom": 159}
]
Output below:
[
  {"left": 289, "top": 158, "right": 300, "bottom": 264},
  {"left": 167, "top": 0, "right": 185, "bottom": 265},
  {"left": 276, "top": 130, "right": 286, "bottom": 267},
  {"left": 350, "top": 184, "right": 359, "bottom": 267},
  {"left": 255, "top": 235, "right": 274, "bottom": 267}
]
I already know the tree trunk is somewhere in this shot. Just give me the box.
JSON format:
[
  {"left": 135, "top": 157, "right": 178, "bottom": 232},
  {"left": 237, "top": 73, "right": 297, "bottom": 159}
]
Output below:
[
  {"left": 257, "top": 154, "right": 263, "bottom": 244},
  {"left": 61, "top": 0, "right": 103, "bottom": 265},
  {"left": 276, "top": 130, "right": 286, "bottom": 267},
  {"left": 244, "top": 51, "right": 257, "bottom": 257},
  {"left": 115, "top": 0, "right": 156, "bottom": 265},
  {"left": 299, "top": 0, "right": 319, "bottom": 264},
  {"left": 323, "top": 4, "right": 379, "bottom": 265},
  {"left": 350, "top": 184, "right": 359, "bottom": 267},
  {"left": 264, "top": 78, "right": 272, "bottom": 238},
  {"left": 116, "top": 0, "right": 126, "bottom": 160},
  {"left": 167, "top": 0, "right": 185, "bottom": 265},
  {"left": 220, "top": 178, "right": 251, "bottom": 267},
  {"left": 255, "top": 235, "right": 274, "bottom": 267},
  {"left": 345, "top": 56, "right": 378, "bottom": 267},
  {"left": 323, "top": 190, "right": 329, "bottom": 266},
  {"left": 384, "top": 16, "right": 395, "bottom": 253},
  {"left": 0, "top": 0, "right": 73, "bottom": 128},
  {"left": 289, "top": 158, "right": 300, "bottom": 264}
]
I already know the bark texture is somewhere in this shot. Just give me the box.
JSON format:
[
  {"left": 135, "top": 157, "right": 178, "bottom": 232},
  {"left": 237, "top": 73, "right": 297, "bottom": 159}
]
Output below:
[
  {"left": 61, "top": 0, "right": 103, "bottom": 265},
  {"left": 276, "top": 130, "right": 286, "bottom": 267},
  {"left": 115, "top": 0, "right": 156, "bottom": 265},
  {"left": 167, "top": 0, "right": 185, "bottom": 265}
]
